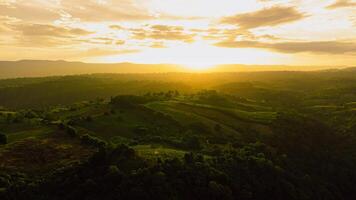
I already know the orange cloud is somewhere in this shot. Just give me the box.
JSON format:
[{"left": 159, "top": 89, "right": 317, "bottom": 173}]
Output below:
[
  {"left": 0, "top": 1, "right": 60, "bottom": 22},
  {"left": 13, "top": 24, "right": 93, "bottom": 37},
  {"left": 60, "top": 0, "right": 154, "bottom": 22},
  {"left": 81, "top": 48, "right": 140, "bottom": 57},
  {"left": 215, "top": 40, "right": 356, "bottom": 54},
  {"left": 192, "top": 28, "right": 251, "bottom": 41},
  {"left": 220, "top": 7, "right": 306, "bottom": 29},
  {"left": 110, "top": 25, "right": 124, "bottom": 30},
  {"left": 131, "top": 25, "right": 196, "bottom": 43},
  {"left": 150, "top": 42, "right": 166, "bottom": 48},
  {"left": 9, "top": 23, "right": 93, "bottom": 47},
  {"left": 327, "top": 0, "right": 356, "bottom": 9}
]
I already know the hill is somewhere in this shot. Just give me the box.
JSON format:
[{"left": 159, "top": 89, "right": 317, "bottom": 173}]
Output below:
[
  {"left": 0, "top": 60, "right": 353, "bottom": 79},
  {"left": 0, "top": 70, "right": 356, "bottom": 199},
  {"left": 0, "top": 60, "right": 185, "bottom": 79}
]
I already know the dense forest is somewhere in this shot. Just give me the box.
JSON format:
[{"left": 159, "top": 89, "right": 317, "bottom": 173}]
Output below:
[{"left": 1, "top": 69, "right": 356, "bottom": 199}]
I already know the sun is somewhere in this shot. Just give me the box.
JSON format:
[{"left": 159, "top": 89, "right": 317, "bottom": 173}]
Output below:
[{"left": 182, "top": 62, "right": 215, "bottom": 71}]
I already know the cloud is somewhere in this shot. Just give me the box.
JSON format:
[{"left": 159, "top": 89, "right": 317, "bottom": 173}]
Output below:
[
  {"left": 1, "top": 0, "right": 204, "bottom": 23},
  {"left": 0, "top": 16, "right": 12, "bottom": 33},
  {"left": 150, "top": 42, "right": 166, "bottom": 48},
  {"left": 13, "top": 23, "right": 93, "bottom": 37},
  {"left": 10, "top": 23, "right": 93, "bottom": 47},
  {"left": 59, "top": 0, "right": 154, "bottom": 22},
  {"left": 131, "top": 25, "right": 196, "bottom": 42},
  {"left": 116, "top": 40, "right": 126, "bottom": 45},
  {"left": 77, "top": 38, "right": 125, "bottom": 46},
  {"left": 0, "top": 1, "right": 61, "bottom": 22},
  {"left": 13, "top": 35, "right": 74, "bottom": 47},
  {"left": 220, "top": 6, "right": 306, "bottom": 29},
  {"left": 191, "top": 28, "right": 252, "bottom": 41},
  {"left": 150, "top": 25, "right": 184, "bottom": 32},
  {"left": 109, "top": 25, "right": 124, "bottom": 30},
  {"left": 215, "top": 40, "right": 356, "bottom": 54},
  {"left": 327, "top": 0, "right": 356, "bottom": 9},
  {"left": 81, "top": 48, "right": 140, "bottom": 58}
]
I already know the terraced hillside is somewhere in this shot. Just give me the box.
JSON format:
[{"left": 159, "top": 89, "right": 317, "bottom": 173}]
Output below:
[{"left": 0, "top": 91, "right": 278, "bottom": 170}]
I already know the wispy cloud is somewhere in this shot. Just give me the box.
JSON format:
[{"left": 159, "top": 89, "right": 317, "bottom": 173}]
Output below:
[
  {"left": 13, "top": 23, "right": 93, "bottom": 37},
  {"left": 327, "top": 0, "right": 356, "bottom": 9},
  {"left": 0, "top": 1, "right": 61, "bottom": 22},
  {"left": 220, "top": 6, "right": 306, "bottom": 30},
  {"left": 60, "top": 0, "right": 154, "bottom": 22},
  {"left": 215, "top": 40, "right": 356, "bottom": 54},
  {"left": 9, "top": 23, "right": 93, "bottom": 47},
  {"left": 131, "top": 25, "right": 196, "bottom": 43},
  {"left": 81, "top": 48, "right": 140, "bottom": 57}
]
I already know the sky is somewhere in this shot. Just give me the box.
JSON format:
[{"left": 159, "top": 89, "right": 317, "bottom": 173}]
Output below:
[{"left": 0, "top": 0, "right": 355, "bottom": 69}]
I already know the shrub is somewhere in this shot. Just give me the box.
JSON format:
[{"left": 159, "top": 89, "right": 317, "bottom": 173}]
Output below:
[
  {"left": 58, "top": 122, "right": 66, "bottom": 130},
  {"left": 80, "top": 134, "right": 106, "bottom": 148},
  {"left": 214, "top": 124, "right": 222, "bottom": 132},
  {"left": 182, "top": 135, "right": 201, "bottom": 150},
  {"left": 86, "top": 116, "right": 93, "bottom": 122},
  {"left": 133, "top": 126, "right": 148, "bottom": 135},
  {"left": 188, "top": 122, "right": 211, "bottom": 135},
  {"left": 110, "top": 95, "right": 153, "bottom": 107},
  {"left": 66, "top": 126, "right": 77, "bottom": 137},
  {"left": 24, "top": 110, "right": 38, "bottom": 118},
  {"left": 0, "top": 133, "right": 7, "bottom": 145}
]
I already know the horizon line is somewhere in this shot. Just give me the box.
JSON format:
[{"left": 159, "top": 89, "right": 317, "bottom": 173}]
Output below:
[{"left": 0, "top": 59, "right": 354, "bottom": 69}]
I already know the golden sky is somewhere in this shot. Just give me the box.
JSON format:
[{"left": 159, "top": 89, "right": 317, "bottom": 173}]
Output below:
[{"left": 0, "top": 0, "right": 355, "bottom": 69}]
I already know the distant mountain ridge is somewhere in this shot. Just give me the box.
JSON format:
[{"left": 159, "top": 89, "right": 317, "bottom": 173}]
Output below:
[
  {"left": 0, "top": 60, "right": 186, "bottom": 79},
  {"left": 0, "top": 60, "right": 354, "bottom": 79}
]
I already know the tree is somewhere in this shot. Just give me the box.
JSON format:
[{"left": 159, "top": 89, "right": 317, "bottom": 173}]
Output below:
[
  {"left": 182, "top": 135, "right": 201, "bottom": 150},
  {"left": 0, "top": 133, "right": 7, "bottom": 145},
  {"left": 66, "top": 126, "right": 77, "bottom": 137},
  {"left": 111, "top": 95, "right": 151, "bottom": 107},
  {"left": 86, "top": 115, "right": 94, "bottom": 122},
  {"left": 214, "top": 124, "right": 222, "bottom": 132}
]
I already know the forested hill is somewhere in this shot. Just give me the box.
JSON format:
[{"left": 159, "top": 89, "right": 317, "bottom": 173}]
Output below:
[
  {"left": 1, "top": 60, "right": 353, "bottom": 79},
  {"left": 0, "top": 68, "right": 356, "bottom": 109},
  {"left": 0, "top": 69, "right": 356, "bottom": 199},
  {"left": 0, "top": 60, "right": 185, "bottom": 78}
]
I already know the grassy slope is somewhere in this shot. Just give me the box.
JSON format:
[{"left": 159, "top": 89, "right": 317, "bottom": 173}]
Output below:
[
  {"left": 0, "top": 130, "right": 95, "bottom": 175},
  {"left": 146, "top": 100, "right": 275, "bottom": 137},
  {"left": 75, "top": 104, "right": 183, "bottom": 141},
  {"left": 6, "top": 127, "right": 53, "bottom": 143},
  {"left": 133, "top": 145, "right": 187, "bottom": 161}
]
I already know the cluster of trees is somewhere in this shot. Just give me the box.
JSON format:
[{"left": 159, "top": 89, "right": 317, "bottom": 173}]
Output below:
[
  {"left": 144, "top": 90, "right": 180, "bottom": 98},
  {"left": 0, "top": 116, "right": 355, "bottom": 199},
  {"left": 110, "top": 95, "right": 154, "bottom": 108},
  {"left": 0, "top": 75, "right": 189, "bottom": 109},
  {"left": 80, "top": 134, "right": 106, "bottom": 148},
  {"left": 1, "top": 83, "right": 356, "bottom": 200},
  {"left": 58, "top": 122, "right": 78, "bottom": 137},
  {"left": 110, "top": 92, "right": 179, "bottom": 108},
  {"left": 2, "top": 136, "right": 355, "bottom": 200},
  {"left": 0, "top": 132, "right": 6, "bottom": 145}
]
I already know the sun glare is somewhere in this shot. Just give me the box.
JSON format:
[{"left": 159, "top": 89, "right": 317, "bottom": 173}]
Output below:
[
  {"left": 182, "top": 62, "right": 215, "bottom": 71},
  {"left": 93, "top": 40, "right": 290, "bottom": 69}
]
